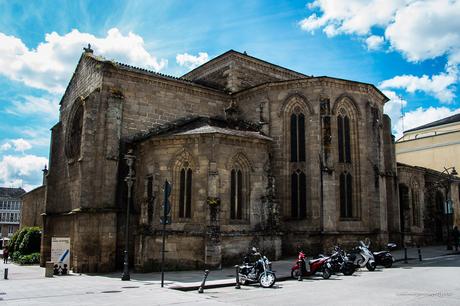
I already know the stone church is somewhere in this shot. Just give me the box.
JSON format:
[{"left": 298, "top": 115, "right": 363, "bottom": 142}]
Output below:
[{"left": 40, "top": 48, "right": 399, "bottom": 272}]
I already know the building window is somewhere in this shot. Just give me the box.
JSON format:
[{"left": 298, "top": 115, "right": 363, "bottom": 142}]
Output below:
[
  {"left": 290, "top": 112, "right": 306, "bottom": 162},
  {"left": 8, "top": 225, "right": 14, "bottom": 235},
  {"left": 230, "top": 169, "right": 244, "bottom": 219},
  {"left": 340, "top": 171, "right": 353, "bottom": 218},
  {"left": 337, "top": 114, "right": 351, "bottom": 163},
  {"left": 291, "top": 169, "right": 307, "bottom": 219},
  {"left": 65, "top": 102, "right": 84, "bottom": 159},
  {"left": 179, "top": 167, "right": 192, "bottom": 218}
]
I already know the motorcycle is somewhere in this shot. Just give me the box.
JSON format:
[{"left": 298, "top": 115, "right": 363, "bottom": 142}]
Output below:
[
  {"left": 373, "top": 243, "right": 396, "bottom": 268},
  {"left": 328, "top": 246, "right": 355, "bottom": 276},
  {"left": 347, "top": 240, "right": 376, "bottom": 271},
  {"left": 291, "top": 250, "right": 332, "bottom": 279},
  {"left": 238, "top": 248, "right": 276, "bottom": 288}
]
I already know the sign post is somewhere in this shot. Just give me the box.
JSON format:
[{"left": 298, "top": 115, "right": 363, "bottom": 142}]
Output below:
[{"left": 51, "top": 237, "right": 70, "bottom": 275}]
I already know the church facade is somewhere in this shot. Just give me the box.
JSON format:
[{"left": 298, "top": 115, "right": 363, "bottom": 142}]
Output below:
[{"left": 41, "top": 49, "right": 399, "bottom": 272}]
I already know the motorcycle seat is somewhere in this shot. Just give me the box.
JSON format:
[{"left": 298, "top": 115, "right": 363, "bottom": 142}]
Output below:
[{"left": 373, "top": 251, "right": 387, "bottom": 256}]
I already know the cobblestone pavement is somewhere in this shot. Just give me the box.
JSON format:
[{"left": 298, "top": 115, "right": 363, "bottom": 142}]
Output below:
[{"left": 1, "top": 245, "right": 459, "bottom": 305}]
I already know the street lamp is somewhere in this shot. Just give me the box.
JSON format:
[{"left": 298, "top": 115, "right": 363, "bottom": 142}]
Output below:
[
  {"left": 441, "top": 166, "right": 457, "bottom": 251},
  {"left": 121, "top": 149, "right": 136, "bottom": 281}
]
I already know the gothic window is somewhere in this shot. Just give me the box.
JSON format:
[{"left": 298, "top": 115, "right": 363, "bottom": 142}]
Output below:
[
  {"left": 65, "top": 103, "right": 84, "bottom": 159},
  {"left": 179, "top": 167, "right": 192, "bottom": 218},
  {"left": 340, "top": 171, "right": 353, "bottom": 218},
  {"left": 337, "top": 112, "right": 351, "bottom": 163},
  {"left": 291, "top": 169, "right": 307, "bottom": 219},
  {"left": 290, "top": 111, "right": 306, "bottom": 162},
  {"left": 230, "top": 169, "right": 243, "bottom": 219}
]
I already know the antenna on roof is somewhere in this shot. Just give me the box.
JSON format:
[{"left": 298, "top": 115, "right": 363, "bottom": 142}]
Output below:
[{"left": 243, "top": 51, "right": 248, "bottom": 55}]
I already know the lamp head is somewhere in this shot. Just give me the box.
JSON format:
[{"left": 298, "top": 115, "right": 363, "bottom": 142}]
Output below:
[{"left": 451, "top": 167, "right": 458, "bottom": 176}]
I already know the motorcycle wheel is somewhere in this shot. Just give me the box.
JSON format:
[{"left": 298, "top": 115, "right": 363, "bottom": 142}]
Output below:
[
  {"left": 259, "top": 272, "right": 276, "bottom": 288},
  {"left": 322, "top": 268, "right": 331, "bottom": 279},
  {"left": 384, "top": 260, "right": 393, "bottom": 268},
  {"left": 366, "top": 262, "right": 376, "bottom": 271},
  {"left": 342, "top": 266, "right": 355, "bottom": 276},
  {"left": 291, "top": 268, "right": 301, "bottom": 279}
]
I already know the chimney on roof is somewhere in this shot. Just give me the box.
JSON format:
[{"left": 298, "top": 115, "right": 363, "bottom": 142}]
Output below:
[{"left": 83, "top": 43, "right": 93, "bottom": 54}]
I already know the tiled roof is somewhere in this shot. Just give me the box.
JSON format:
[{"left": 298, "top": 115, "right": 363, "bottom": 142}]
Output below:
[
  {"left": 0, "top": 187, "right": 26, "bottom": 198},
  {"left": 405, "top": 113, "right": 460, "bottom": 133}
]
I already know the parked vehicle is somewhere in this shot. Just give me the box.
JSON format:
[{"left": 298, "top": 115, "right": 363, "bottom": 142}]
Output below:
[
  {"left": 238, "top": 247, "right": 276, "bottom": 288},
  {"left": 373, "top": 243, "right": 396, "bottom": 268},
  {"left": 328, "top": 246, "right": 356, "bottom": 276},
  {"left": 291, "top": 250, "right": 332, "bottom": 279},
  {"left": 347, "top": 241, "right": 376, "bottom": 271}
]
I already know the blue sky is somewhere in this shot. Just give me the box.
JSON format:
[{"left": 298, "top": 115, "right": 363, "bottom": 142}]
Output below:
[{"left": 0, "top": 0, "right": 459, "bottom": 190}]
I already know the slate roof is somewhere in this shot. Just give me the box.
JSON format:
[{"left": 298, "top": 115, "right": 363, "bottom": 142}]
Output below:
[
  {"left": 0, "top": 187, "right": 26, "bottom": 198},
  {"left": 127, "top": 116, "right": 271, "bottom": 143},
  {"left": 405, "top": 113, "right": 460, "bottom": 133}
]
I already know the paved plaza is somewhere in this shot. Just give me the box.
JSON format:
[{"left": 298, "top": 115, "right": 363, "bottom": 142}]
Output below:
[{"left": 1, "top": 246, "right": 459, "bottom": 305}]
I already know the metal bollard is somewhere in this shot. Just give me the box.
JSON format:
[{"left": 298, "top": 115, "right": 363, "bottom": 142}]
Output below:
[
  {"left": 404, "top": 247, "right": 408, "bottom": 264},
  {"left": 235, "top": 265, "right": 241, "bottom": 289},
  {"left": 417, "top": 245, "right": 422, "bottom": 261},
  {"left": 4, "top": 268, "right": 8, "bottom": 280},
  {"left": 197, "top": 270, "right": 209, "bottom": 293},
  {"left": 297, "top": 260, "right": 303, "bottom": 281}
]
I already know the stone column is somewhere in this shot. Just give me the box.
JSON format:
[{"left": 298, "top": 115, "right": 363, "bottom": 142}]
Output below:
[{"left": 205, "top": 160, "right": 222, "bottom": 268}]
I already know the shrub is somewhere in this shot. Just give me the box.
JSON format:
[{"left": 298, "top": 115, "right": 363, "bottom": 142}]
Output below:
[
  {"left": 8, "top": 227, "right": 42, "bottom": 265},
  {"left": 17, "top": 253, "right": 40, "bottom": 265},
  {"left": 18, "top": 227, "right": 41, "bottom": 255}
]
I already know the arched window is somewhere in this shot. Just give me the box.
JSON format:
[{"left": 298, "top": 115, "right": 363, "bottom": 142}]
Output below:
[
  {"left": 290, "top": 112, "right": 306, "bottom": 162},
  {"left": 179, "top": 167, "right": 192, "bottom": 218},
  {"left": 340, "top": 171, "right": 353, "bottom": 218},
  {"left": 65, "top": 102, "right": 84, "bottom": 159},
  {"left": 291, "top": 169, "right": 307, "bottom": 219},
  {"left": 337, "top": 114, "right": 351, "bottom": 163},
  {"left": 230, "top": 169, "right": 243, "bottom": 219}
]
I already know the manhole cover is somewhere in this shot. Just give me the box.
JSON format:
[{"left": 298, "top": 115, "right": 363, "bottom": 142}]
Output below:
[
  {"left": 122, "top": 286, "right": 139, "bottom": 289},
  {"left": 101, "top": 290, "right": 122, "bottom": 294}
]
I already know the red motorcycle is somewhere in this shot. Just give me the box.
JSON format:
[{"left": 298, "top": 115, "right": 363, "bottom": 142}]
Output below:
[{"left": 291, "top": 251, "right": 332, "bottom": 279}]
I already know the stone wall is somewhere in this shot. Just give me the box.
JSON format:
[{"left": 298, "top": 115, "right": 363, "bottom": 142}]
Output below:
[{"left": 20, "top": 186, "right": 45, "bottom": 228}]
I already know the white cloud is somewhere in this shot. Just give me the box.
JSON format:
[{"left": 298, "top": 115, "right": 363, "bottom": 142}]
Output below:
[
  {"left": 1, "top": 143, "right": 12, "bottom": 151},
  {"left": 0, "top": 154, "right": 48, "bottom": 191},
  {"left": 176, "top": 52, "right": 209, "bottom": 70},
  {"left": 383, "top": 89, "right": 460, "bottom": 138},
  {"left": 299, "top": 0, "right": 460, "bottom": 103},
  {"left": 5, "top": 95, "right": 60, "bottom": 119},
  {"left": 380, "top": 69, "right": 458, "bottom": 103},
  {"left": 299, "top": 0, "right": 410, "bottom": 37},
  {"left": 0, "top": 28, "right": 167, "bottom": 94},
  {"left": 11, "top": 138, "right": 32, "bottom": 152},
  {"left": 365, "top": 35, "right": 384, "bottom": 51}
]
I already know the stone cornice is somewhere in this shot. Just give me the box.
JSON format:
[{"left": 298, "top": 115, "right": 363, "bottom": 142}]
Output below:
[
  {"left": 182, "top": 50, "right": 306, "bottom": 81},
  {"left": 233, "top": 77, "right": 389, "bottom": 104}
]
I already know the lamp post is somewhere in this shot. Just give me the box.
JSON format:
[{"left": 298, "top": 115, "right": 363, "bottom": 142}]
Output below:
[
  {"left": 441, "top": 166, "right": 457, "bottom": 251},
  {"left": 121, "top": 149, "right": 136, "bottom": 281}
]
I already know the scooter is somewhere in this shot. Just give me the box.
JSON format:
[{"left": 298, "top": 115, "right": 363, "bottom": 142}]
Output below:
[
  {"left": 347, "top": 240, "right": 376, "bottom": 271},
  {"left": 238, "top": 247, "right": 276, "bottom": 288},
  {"left": 373, "top": 243, "right": 396, "bottom": 268},
  {"left": 328, "top": 246, "right": 356, "bottom": 276},
  {"left": 291, "top": 251, "right": 332, "bottom": 279}
]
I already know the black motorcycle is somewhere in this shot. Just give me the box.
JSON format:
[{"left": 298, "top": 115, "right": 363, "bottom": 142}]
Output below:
[
  {"left": 373, "top": 243, "right": 396, "bottom": 268},
  {"left": 238, "top": 247, "right": 276, "bottom": 288},
  {"left": 328, "top": 246, "right": 355, "bottom": 276}
]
